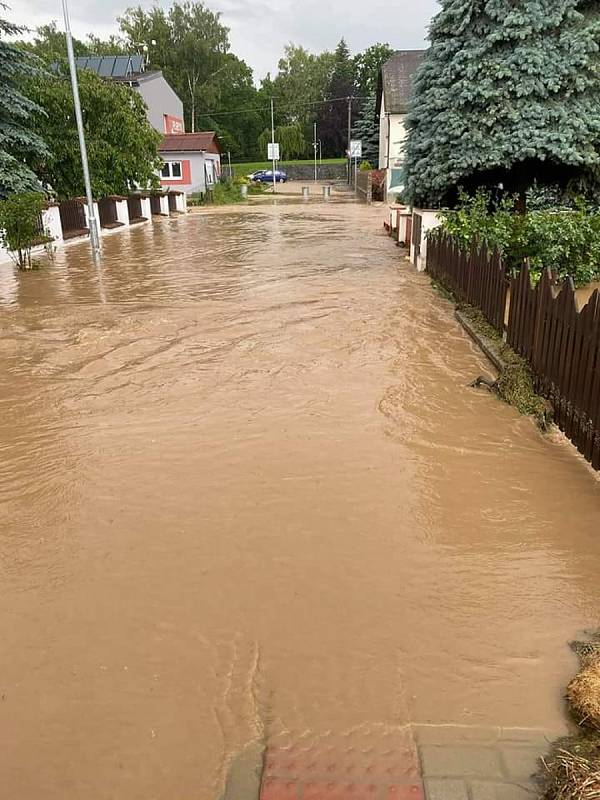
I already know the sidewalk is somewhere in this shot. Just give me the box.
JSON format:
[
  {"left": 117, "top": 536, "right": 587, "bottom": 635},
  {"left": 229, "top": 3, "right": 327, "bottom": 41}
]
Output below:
[
  {"left": 250, "top": 725, "right": 561, "bottom": 800},
  {"left": 415, "top": 724, "right": 558, "bottom": 800}
]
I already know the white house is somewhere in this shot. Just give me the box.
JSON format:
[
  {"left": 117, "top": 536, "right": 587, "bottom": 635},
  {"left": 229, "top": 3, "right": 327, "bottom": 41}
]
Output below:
[
  {"left": 376, "top": 50, "right": 425, "bottom": 196},
  {"left": 159, "top": 132, "right": 222, "bottom": 196}
]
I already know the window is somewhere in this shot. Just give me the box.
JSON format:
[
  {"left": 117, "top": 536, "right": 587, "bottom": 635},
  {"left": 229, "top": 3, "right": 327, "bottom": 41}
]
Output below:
[{"left": 161, "top": 161, "right": 183, "bottom": 179}]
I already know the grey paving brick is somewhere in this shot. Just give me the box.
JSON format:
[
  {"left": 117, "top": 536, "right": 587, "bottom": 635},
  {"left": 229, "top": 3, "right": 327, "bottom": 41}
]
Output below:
[
  {"left": 420, "top": 746, "right": 503, "bottom": 778},
  {"left": 499, "top": 727, "right": 556, "bottom": 745},
  {"left": 469, "top": 781, "right": 536, "bottom": 800},
  {"left": 500, "top": 747, "right": 542, "bottom": 779},
  {"left": 414, "top": 726, "right": 499, "bottom": 747},
  {"left": 425, "top": 778, "right": 469, "bottom": 800}
]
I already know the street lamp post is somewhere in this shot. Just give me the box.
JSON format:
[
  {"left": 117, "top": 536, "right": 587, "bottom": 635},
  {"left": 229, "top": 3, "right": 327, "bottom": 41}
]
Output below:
[{"left": 61, "top": 0, "right": 100, "bottom": 259}]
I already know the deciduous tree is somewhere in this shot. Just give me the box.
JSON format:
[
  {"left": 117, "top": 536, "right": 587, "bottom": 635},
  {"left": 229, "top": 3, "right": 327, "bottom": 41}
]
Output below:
[
  {"left": 353, "top": 43, "right": 394, "bottom": 98},
  {"left": 27, "top": 69, "right": 162, "bottom": 199},
  {"left": 316, "top": 39, "right": 356, "bottom": 157},
  {"left": 258, "top": 123, "right": 308, "bottom": 160}
]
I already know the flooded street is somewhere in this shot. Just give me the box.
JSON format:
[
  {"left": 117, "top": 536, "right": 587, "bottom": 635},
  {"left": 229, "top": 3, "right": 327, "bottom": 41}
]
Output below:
[{"left": 1, "top": 197, "right": 600, "bottom": 799}]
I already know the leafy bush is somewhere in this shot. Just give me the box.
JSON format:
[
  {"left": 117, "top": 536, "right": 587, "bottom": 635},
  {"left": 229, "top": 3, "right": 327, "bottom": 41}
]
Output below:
[
  {"left": 188, "top": 182, "right": 246, "bottom": 206},
  {"left": 439, "top": 191, "right": 600, "bottom": 286},
  {"left": 359, "top": 160, "right": 373, "bottom": 171},
  {"left": 0, "top": 192, "right": 48, "bottom": 269}
]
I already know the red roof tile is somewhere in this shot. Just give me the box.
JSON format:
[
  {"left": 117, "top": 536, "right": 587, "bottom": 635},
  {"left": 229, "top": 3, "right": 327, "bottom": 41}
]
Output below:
[{"left": 159, "top": 132, "right": 222, "bottom": 155}]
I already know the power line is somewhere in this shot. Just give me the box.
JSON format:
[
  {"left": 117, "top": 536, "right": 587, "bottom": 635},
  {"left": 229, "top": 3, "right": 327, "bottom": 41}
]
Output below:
[{"left": 196, "top": 94, "right": 375, "bottom": 119}]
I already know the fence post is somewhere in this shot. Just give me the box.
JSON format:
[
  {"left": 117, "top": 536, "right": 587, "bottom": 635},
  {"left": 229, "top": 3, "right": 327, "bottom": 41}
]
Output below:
[{"left": 42, "top": 205, "right": 63, "bottom": 244}]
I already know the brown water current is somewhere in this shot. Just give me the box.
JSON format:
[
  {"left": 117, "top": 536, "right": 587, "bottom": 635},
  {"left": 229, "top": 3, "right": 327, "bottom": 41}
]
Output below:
[{"left": 1, "top": 198, "right": 600, "bottom": 799}]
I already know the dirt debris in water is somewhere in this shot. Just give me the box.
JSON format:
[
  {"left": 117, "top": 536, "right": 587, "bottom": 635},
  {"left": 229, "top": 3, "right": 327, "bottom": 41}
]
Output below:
[{"left": 0, "top": 199, "right": 599, "bottom": 800}]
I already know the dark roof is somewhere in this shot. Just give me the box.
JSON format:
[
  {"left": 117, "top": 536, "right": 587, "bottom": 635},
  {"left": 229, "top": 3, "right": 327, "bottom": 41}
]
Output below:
[
  {"left": 159, "top": 132, "right": 222, "bottom": 155},
  {"left": 376, "top": 50, "right": 426, "bottom": 116},
  {"left": 74, "top": 54, "right": 145, "bottom": 78}
]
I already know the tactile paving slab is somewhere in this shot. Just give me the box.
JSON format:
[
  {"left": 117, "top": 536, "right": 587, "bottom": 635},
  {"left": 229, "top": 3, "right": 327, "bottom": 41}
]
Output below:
[{"left": 260, "top": 726, "right": 424, "bottom": 800}]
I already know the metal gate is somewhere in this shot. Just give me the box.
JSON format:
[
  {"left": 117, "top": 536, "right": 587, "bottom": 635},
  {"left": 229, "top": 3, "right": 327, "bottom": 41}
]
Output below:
[
  {"left": 150, "top": 195, "right": 163, "bottom": 215},
  {"left": 59, "top": 200, "right": 88, "bottom": 239},
  {"left": 98, "top": 197, "right": 121, "bottom": 228},
  {"left": 168, "top": 193, "right": 178, "bottom": 213},
  {"left": 127, "top": 196, "right": 145, "bottom": 223}
]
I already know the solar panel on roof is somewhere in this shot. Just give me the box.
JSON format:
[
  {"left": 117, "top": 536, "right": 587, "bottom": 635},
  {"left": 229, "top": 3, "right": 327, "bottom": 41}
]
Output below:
[
  {"left": 112, "top": 55, "right": 130, "bottom": 77},
  {"left": 74, "top": 56, "right": 89, "bottom": 69},
  {"left": 86, "top": 56, "right": 102, "bottom": 74},
  {"left": 129, "top": 55, "right": 144, "bottom": 74},
  {"left": 98, "top": 56, "right": 117, "bottom": 77}
]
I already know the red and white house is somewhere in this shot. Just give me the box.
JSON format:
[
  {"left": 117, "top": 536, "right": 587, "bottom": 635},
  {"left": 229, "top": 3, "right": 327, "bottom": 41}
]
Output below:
[{"left": 159, "top": 132, "right": 223, "bottom": 196}]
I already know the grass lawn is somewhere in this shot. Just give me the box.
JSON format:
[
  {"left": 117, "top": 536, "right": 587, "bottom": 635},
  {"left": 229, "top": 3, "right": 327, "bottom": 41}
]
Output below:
[{"left": 232, "top": 158, "right": 346, "bottom": 176}]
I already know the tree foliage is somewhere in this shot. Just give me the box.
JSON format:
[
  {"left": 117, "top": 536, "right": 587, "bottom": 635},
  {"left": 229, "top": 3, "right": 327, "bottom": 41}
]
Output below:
[
  {"left": 352, "top": 94, "right": 379, "bottom": 165},
  {"left": 0, "top": 9, "right": 49, "bottom": 196},
  {"left": 26, "top": 69, "right": 162, "bottom": 199},
  {"left": 440, "top": 191, "right": 600, "bottom": 285},
  {"left": 353, "top": 43, "right": 394, "bottom": 98},
  {"left": 404, "top": 0, "right": 600, "bottom": 207},
  {"left": 17, "top": 20, "right": 126, "bottom": 62},
  {"left": 262, "top": 45, "right": 335, "bottom": 126},
  {"left": 0, "top": 191, "right": 47, "bottom": 268},
  {"left": 258, "top": 123, "right": 308, "bottom": 160},
  {"left": 316, "top": 39, "right": 356, "bottom": 158},
  {"left": 119, "top": 2, "right": 230, "bottom": 133}
]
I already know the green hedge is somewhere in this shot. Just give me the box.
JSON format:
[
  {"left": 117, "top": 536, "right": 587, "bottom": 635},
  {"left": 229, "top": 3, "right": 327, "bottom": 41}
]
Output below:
[{"left": 440, "top": 192, "right": 600, "bottom": 286}]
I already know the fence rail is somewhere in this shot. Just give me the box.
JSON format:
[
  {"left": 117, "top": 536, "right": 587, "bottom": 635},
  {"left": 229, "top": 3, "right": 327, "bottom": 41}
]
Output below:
[
  {"left": 509, "top": 267, "right": 600, "bottom": 468},
  {"left": 429, "top": 232, "right": 600, "bottom": 469},
  {"left": 428, "top": 232, "right": 507, "bottom": 332}
]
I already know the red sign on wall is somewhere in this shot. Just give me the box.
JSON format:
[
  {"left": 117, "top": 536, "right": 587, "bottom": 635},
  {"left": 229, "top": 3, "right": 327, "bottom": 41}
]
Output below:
[{"left": 164, "top": 115, "right": 185, "bottom": 134}]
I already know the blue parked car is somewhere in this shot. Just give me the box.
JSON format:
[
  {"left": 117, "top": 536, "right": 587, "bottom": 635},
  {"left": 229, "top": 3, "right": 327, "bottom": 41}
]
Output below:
[{"left": 251, "top": 169, "right": 288, "bottom": 184}]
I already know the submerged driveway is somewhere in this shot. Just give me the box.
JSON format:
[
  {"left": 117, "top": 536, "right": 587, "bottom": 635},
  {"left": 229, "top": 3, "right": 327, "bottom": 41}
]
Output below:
[{"left": 0, "top": 197, "right": 598, "bottom": 799}]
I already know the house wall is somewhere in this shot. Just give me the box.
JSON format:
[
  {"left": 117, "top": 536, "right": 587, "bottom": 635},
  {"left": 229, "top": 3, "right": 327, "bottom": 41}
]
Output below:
[
  {"left": 159, "top": 151, "right": 222, "bottom": 195},
  {"left": 378, "top": 94, "right": 408, "bottom": 194},
  {"left": 135, "top": 75, "right": 184, "bottom": 134},
  {"left": 378, "top": 94, "right": 388, "bottom": 170},
  {"left": 410, "top": 209, "right": 442, "bottom": 272}
]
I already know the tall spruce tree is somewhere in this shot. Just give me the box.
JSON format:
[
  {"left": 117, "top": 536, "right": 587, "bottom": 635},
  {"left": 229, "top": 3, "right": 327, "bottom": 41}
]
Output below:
[
  {"left": 403, "top": 0, "right": 600, "bottom": 207},
  {"left": 0, "top": 9, "right": 48, "bottom": 196},
  {"left": 352, "top": 95, "right": 379, "bottom": 165}
]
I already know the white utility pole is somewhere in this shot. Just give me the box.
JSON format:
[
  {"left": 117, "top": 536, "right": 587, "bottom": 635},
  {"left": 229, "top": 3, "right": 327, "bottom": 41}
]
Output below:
[
  {"left": 61, "top": 0, "right": 101, "bottom": 259},
  {"left": 227, "top": 150, "right": 232, "bottom": 180},
  {"left": 270, "top": 98, "right": 277, "bottom": 194},
  {"left": 313, "top": 122, "right": 317, "bottom": 182}
]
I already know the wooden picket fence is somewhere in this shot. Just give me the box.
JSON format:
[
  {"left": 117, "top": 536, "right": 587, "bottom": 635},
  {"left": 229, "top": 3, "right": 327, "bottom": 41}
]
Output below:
[
  {"left": 508, "top": 266, "right": 600, "bottom": 469},
  {"left": 427, "top": 232, "right": 507, "bottom": 332},
  {"left": 427, "top": 231, "right": 600, "bottom": 469}
]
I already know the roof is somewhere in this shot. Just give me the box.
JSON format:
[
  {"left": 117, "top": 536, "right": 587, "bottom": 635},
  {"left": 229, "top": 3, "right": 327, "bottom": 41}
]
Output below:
[
  {"left": 376, "top": 50, "right": 426, "bottom": 116},
  {"left": 159, "top": 132, "right": 222, "bottom": 155},
  {"left": 74, "top": 54, "right": 145, "bottom": 79}
]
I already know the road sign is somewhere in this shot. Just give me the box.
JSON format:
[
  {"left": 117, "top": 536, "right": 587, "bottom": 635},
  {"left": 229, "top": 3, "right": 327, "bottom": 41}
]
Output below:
[
  {"left": 268, "top": 143, "right": 280, "bottom": 161},
  {"left": 349, "top": 140, "right": 362, "bottom": 159}
]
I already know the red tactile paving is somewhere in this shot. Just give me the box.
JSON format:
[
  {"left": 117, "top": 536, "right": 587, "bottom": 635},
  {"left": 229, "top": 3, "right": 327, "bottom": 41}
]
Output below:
[{"left": 259, "top": 727, "right": 424, "bottom": 800}]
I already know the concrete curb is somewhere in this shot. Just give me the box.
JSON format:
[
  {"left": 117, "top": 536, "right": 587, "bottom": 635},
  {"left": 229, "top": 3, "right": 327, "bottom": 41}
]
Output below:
[{"left": 454, "top": 310, "right": 506, "bottom": 375}]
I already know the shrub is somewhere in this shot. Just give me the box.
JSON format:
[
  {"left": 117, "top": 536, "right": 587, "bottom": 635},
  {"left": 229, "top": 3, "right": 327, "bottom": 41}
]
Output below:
[
  {"left": 359, "top": 160, "right": 373, "bottom": 172},
  {"left": 439, "top": 191, "right": 600, "bottom": 286},
  {"left": 0, "top": 192, "right": 48, "bottom": 269}
]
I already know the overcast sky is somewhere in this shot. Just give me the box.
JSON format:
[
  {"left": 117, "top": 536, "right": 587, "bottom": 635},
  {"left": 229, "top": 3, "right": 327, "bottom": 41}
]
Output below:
[{"left": 6, "top": 0, "right": 440, "bottom": 81}]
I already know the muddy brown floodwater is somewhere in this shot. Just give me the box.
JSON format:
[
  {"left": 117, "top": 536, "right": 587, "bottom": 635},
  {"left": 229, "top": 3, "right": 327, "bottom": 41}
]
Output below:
[{"left": 1, "top": 197, "right": 600, "bottom": 799}]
